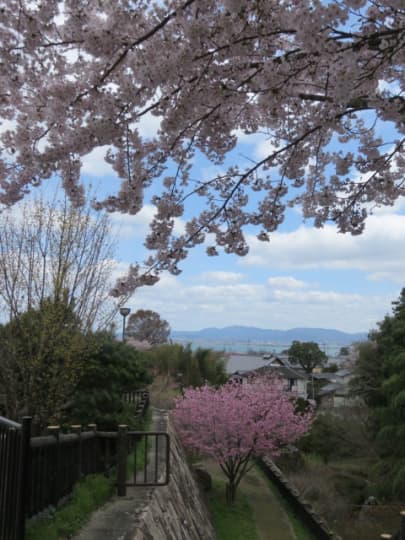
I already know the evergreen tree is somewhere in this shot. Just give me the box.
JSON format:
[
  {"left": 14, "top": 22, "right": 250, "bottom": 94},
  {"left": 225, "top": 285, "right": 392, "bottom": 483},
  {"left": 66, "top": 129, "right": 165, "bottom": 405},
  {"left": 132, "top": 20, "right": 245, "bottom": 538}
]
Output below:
[
  {"left": 68, "top": 333, "right": 151, "bottom": 430},
  {"left": 349, "top": 340, "right": 385, "bottom": 408},
  {"left": 288, "top": 341, "right": 327, "bottom": 373},
  {"left": 351, "top": 289, "right": 405, "bottom": 498},
  {"left": 0, "top": 296, "right": 92, "bottom": 431}
]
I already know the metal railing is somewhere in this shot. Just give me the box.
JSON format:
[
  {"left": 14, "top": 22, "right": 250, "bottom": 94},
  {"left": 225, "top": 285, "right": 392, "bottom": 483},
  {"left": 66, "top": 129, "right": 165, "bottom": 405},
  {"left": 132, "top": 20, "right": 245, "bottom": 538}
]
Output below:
[{"left": 117, "top": 429, "right": 170, "bottom": 496}]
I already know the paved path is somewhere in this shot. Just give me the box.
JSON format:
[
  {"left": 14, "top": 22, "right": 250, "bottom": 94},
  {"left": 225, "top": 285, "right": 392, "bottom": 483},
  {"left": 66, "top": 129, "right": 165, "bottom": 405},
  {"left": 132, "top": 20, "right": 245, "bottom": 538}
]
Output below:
[
  {"left": 204, "top": 460, "right": 297, "bottom": 540},
  {"left": 74, "top": 408, "right": 168, "bottom": 540}
]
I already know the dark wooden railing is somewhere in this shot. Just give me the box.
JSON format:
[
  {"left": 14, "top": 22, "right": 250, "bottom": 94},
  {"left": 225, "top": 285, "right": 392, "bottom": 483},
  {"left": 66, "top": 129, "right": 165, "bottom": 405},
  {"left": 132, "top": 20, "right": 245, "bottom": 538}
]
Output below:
[
  {"left": 380, "top": 511, "right": 405, "bottom": 539},
  {"left": 27, "top": 424, "right": 119, "bottom": 517},
  {"left": 0, "top": 389, "right": 156, "bottom": 539},
  {"left": 0, "top": 416, "right": 31, "bottom": 540}
]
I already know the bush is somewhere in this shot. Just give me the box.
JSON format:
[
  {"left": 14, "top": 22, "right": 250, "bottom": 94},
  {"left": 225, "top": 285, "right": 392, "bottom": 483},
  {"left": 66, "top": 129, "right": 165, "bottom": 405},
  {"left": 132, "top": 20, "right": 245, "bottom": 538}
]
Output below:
[
  {"left": 146, "top": 343, "right": 227, "bottom": 387},
  {"left": 67, "top": 332, "right": 151, "bottom": 429},
  {"left": 298, "top": 413, "right": 357, "bottom": 463}
]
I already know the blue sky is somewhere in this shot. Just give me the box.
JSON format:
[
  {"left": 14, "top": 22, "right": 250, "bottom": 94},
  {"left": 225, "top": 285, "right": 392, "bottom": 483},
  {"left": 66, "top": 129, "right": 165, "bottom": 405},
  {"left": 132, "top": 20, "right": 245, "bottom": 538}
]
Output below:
[
  {"left": 2, "top": 98, "right": 403, "bottom": 335},
  {"left": 78, "top": 113, "right": 405, "bottom": 335}
]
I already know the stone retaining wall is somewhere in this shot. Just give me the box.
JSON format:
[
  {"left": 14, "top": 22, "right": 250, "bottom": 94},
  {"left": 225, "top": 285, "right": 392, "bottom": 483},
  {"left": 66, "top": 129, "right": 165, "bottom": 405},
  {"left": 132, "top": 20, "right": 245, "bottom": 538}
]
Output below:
[
  {"left": 74, "top": 410, "right": 215, "bottom": 540},
  {"left": 258, "top": 457, "right": 343, "bottom": 540},
  {"left": 132, "top": 419, "right": 216, "bottom": 540}
]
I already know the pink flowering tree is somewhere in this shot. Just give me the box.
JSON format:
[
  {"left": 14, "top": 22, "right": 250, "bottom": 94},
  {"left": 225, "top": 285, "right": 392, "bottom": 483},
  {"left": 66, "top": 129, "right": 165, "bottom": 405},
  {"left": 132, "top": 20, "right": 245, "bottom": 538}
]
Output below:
[
  {"left": 0, "top": 1, "right": 404, "bottom": 294},
  {"left": 173, "top": 377, "right": 312, "bottom": 502}
]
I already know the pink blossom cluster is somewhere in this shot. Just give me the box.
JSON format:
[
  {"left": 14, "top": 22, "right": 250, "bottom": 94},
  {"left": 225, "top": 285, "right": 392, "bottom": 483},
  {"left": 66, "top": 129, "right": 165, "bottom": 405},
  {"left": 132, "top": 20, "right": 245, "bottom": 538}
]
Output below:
[
  {"left": 0, "top": 0, "right": 404, "bottom": 294},
  {"left": 172, "top": 377, "right": 313, "bottom": 464}
]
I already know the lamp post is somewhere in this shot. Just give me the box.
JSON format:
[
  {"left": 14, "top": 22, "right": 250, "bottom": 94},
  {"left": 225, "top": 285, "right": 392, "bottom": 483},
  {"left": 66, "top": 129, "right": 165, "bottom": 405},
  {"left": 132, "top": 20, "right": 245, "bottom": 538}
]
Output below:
[{"left": 119, "top": 307, "right": 131, "bottom": 342}]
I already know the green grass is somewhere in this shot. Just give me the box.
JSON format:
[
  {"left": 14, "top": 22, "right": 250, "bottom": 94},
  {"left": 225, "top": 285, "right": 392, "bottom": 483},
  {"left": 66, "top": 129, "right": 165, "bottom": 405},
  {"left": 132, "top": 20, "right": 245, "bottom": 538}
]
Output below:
[
  {"left": 256, "top": 466, "right": 314, "bottom": 540},
  {"left": 127, "top": 406, "right": 153, "bottom": 478},
  {"left": 206, "top": 478, "right": 260, "bottom": 540},
  {"left": 26, "top": 473, "right": 115, "bottom": 540}
]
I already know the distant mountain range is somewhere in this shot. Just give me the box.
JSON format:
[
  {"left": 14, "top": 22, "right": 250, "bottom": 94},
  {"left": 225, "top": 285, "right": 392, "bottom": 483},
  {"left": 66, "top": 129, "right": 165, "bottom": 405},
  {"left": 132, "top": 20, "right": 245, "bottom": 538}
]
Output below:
[{"left": 171, "top": 326, "right": 367, "bottom": 345}]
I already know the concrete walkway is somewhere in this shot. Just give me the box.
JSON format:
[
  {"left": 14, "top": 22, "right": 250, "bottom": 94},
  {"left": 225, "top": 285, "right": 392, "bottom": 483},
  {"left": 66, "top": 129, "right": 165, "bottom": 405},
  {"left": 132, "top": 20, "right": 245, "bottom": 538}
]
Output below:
[
  {"left": 204, "top": 460, "right": 297, "bottom": 540},
  {"left": 74, "top": 408, "right": 168, "bottom": 540}
]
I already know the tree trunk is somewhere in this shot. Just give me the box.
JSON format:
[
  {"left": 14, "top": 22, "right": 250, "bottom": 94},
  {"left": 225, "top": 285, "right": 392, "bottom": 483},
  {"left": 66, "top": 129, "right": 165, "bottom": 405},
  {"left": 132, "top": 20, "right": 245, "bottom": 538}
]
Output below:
[{"left": 225, "top": 480, "right": 237, "bottom": 503}]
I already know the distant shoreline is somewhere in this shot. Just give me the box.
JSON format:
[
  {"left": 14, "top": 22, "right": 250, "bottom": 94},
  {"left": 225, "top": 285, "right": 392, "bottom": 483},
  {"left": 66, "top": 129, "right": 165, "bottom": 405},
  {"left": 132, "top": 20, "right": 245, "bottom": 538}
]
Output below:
[{"left": 171, "top": 338, "right": 343, "bottom": 357}]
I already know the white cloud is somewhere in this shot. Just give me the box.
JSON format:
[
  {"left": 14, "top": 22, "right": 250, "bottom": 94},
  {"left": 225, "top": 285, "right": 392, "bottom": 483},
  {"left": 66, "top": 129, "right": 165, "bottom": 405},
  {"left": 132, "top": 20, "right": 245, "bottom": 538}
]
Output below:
[
  {"left": 268, "top": 276, "right": 308, "bottom": 289},
  {"left": 108, "top": 200, "right": 405, "bottom": 334},
  {"left": 108, "top": 260, "right": 132, "bottom": 288},
  {"left": 137, "top": 111, "right": 161, "bottom": 139},
  {"left": 110, "top": 204, "right": 185, "bottom": 239},
  {"left": 111, "top": 206, "right": 156, "bottom": 239},
  {"left": 82, "top": 146, "right": 115, "bottom": 177},
  {"left": 198, "top": 271, "right": 244, "bottom": 283},
  {"left": 232, "top": 130, "right": 282, "bottom": 165},
  {"left": 271, "top": 288, "right": 363, "bottom": 305},
  {"left": 241, "top": 211, "right": 405, "bottom": 283},
  {"left": 367, "top": 271, "right": 405, "bottom": 284},
  {"left": 114, "top": 269, "right": 393, "bottom": 334},
  {"left": 371, "top": 196, "right": 405, "bottom": 215},
  {"left": 233, "top": 129, "right": 263, "bottom": 144},
  {"left": 378, "top": 79, "right": 402, "bottom": 95},
  {"left": 254, "top": 138, "right": 280, "bottom": 161},
  {"left": 0, "top": 118, "right": 16, "bottom": 134}
]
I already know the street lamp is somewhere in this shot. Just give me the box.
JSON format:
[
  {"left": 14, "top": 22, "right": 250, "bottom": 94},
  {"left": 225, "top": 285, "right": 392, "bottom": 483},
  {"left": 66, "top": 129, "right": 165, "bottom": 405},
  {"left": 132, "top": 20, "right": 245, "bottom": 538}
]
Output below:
[{"left": 119, "top": 307, "right": 131, "bottom": 342}]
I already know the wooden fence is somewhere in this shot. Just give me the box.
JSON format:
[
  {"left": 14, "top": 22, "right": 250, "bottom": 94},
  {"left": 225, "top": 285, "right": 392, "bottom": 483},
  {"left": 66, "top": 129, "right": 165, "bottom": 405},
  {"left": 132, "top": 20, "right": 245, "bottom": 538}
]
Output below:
[
  {"left": 0, "top": 389, "right": 149, "bottom": 540},
  {"left": 0, "top": 416, "right": 31, "bottom": 540},
  {"left": 381, "top": 511, "right": 405, "bottom": 539}
]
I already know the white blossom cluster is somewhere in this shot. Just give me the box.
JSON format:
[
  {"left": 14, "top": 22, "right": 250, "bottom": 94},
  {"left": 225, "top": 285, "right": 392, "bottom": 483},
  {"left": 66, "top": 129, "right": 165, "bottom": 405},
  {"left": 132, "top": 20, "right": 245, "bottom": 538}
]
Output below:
[{"left": 0, "top": 0, "right": 404, "bottom": 294}]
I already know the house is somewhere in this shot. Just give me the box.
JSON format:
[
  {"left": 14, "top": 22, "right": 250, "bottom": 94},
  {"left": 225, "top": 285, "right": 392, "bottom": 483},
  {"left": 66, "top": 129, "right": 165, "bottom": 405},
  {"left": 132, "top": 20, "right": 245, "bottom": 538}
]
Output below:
[
  {"left": 229, "top": 363, "right": 308, "bottom": 399},
  {"left": 271, "top": 365, "right": 308, "bottom": 399},
  {"left": 265, "top": 354, "right": 291, "bottom": 367},
  {"left": 334, "top": 369, "right": 353, "bottom": 385},
  {"left": 312, "top": 372, "right": 336, "bottom": 383},
  {"left": 228, "top": 371, "right": 248, "bottom": 384},
  {"left": 317, "top": 382, "right": 359, "bottom": 408}
]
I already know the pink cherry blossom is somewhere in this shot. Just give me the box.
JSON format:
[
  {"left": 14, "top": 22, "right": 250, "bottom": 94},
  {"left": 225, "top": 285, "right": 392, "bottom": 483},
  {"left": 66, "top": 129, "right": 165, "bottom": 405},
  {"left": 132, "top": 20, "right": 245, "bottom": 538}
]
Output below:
[
  {"left": 173, "top": 377, "right": 313, "bottom": 501},
  {"left": 0, "top": 1, "right": 403, "bottom": 295}
]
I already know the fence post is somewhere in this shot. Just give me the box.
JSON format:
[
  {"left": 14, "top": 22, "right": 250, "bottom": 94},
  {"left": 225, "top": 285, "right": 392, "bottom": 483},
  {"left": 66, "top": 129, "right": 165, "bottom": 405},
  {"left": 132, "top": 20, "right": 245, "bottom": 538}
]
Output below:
[
  {"left": 117, "top": 425, "right": 128, "bottom": 496},
  {"left": 71, "top": 425, "right": 82, "bottom": 480},
  {"left": 400, "top": 510, "right": 405, "bottom": 540},
  {"left": 87, "top": 424, "right": 97, "bottom": 472},
  {"left": 144, "top": 391, "right": 149, "bottom": 413},
  {"left": 16, "top": 416, "right": 32, "bottom": 540},
  {"left": 47, "top": 425, "right": 60, "bottom": 505}
]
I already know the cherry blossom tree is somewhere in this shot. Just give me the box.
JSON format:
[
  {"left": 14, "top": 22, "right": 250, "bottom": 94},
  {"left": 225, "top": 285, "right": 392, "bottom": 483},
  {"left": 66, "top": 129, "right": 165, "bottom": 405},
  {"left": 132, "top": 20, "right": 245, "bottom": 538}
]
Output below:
[
  {"left": 0, "top": 1, "right": 404, "bottom": 293},
  {"left": 173, "top": 377, "right": 313, "bottom": 502}
]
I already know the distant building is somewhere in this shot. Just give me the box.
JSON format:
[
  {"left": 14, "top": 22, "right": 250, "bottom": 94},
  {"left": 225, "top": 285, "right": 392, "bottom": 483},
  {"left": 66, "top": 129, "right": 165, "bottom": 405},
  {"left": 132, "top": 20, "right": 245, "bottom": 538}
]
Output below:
[
  {"left": 228, "top": 362, "right": 308, "bottom": 400},
  {"left": 317, "top": 382, "right": 360, "bottom": 408}
]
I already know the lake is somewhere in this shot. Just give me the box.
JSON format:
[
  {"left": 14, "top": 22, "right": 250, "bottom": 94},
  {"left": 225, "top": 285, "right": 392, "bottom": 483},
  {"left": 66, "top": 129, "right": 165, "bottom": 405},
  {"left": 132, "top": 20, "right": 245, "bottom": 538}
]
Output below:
[{"left": 173, "top": 338, "right": 341, "bottom": 356}]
